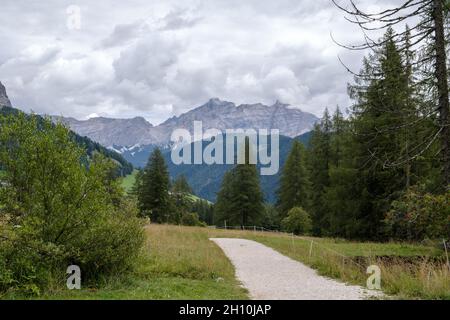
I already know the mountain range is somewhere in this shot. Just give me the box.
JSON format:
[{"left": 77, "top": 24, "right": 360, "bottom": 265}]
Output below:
[
  {"left": 54, "top": 98, "right": 319, "bottom": 168},
  {"left": 2, "top": 81, "right": 319, "bottom": 202},
  {"left": 162, "top": 132, "right": 312, "bottom": 203}
]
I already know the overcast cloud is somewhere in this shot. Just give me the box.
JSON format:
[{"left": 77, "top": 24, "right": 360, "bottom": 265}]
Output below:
[{"left": 0, "top": 0, "right": 395, "bottom": 124}]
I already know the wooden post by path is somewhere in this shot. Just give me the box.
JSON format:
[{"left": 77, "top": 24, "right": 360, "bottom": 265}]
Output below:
[
  {"left": 444, "top": 239, "right": 449, "bottom": 270},
  {"left": 309, "top": 240, "right": 314, "bottom": 258}
]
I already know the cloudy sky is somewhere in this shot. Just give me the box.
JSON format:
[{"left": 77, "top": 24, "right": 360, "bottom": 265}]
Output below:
[{"left": 0, "top": 0, "right": 394, "bottom": 124}]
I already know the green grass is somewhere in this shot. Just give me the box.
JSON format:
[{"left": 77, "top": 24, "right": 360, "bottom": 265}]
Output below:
[
  {"left": 184, "top": 193, "right": 212, "bottom": 204},
  {"left": 121, "top": 169, "right": 138, "bottom": 193},
  {"left": 204, "top": 228, "right": 449, "bottom": 300},
  {"left": 7, "top": 225, "right": 248, "bottom": 300},
  {"left": 3, "top": 225, "right": 447, "bottom": 300}
]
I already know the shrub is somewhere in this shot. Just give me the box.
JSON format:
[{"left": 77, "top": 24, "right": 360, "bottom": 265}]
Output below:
[
  {"left": 181, "top": 212, "right": 206, "bottom": 227},
  {"left": 0, "top": 113, "right": 145, "bottom": 294},
  {"left": 384, "top": 187, "right": 450, "bottom": 241},
  {"left": 281, "top": 207, "right": 312, "bottom": 235}
]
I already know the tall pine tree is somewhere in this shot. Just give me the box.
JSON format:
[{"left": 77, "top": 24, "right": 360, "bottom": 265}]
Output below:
[
  {"left": 136, "top": 148, "right": 172, "bottom": 223},
  {"left": 277, "top": 140, "right": 311, "bottom": 219},
  {"left": 325, "top": 28, "right": 427, "bottom": 239},
  {"left": 214, "top": 138, "right": 264, "bottom": 226},
  {"left": 308, "top": 109, "right": 332, "bottom": 235}
]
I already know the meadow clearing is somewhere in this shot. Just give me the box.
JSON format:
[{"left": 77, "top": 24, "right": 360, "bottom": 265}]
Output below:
[{"left": 6, "top": 224, "right": 446, "bottom": 300}]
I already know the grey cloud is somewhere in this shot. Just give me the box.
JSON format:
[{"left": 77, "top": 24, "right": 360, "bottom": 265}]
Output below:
[
  {"left": 100, "top": 21, "right": 145, "bottom": 48},
  {"left": 159, "top": 8, "right": 203, "bottom": 31},
  {"left": 0, "top": 0, "right": 395, "bottom": 124}
]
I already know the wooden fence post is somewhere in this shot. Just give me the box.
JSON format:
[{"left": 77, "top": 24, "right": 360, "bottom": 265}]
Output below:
[{"left": 444, "top": 239, "right": 449, "bottom": 270}]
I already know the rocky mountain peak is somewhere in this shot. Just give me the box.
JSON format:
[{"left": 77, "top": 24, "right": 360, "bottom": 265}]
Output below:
[
  {"left": 272, "top": 100, "right": 288, "bottom": 108},
  {"left": 130, "top": 116, "right": 153, "bottom": 127},
  {"left": 53, "top": 97, "right": 319, "bottom": 150},
  {"left": 0, "top": 81, "right": 12, "bottom": 107},
  {"left": 204, "top": 98, "right": 234, "bottom": 108}
]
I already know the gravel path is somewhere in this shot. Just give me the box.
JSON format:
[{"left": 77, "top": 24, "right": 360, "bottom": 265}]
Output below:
[{"left": 211, "top": 238, "right": 382, "bottom": 300}]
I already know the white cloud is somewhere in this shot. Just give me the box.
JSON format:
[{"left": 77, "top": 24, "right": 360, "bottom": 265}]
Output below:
[{"left": 0, "top": 0, "right": 398, "bottom": 124}]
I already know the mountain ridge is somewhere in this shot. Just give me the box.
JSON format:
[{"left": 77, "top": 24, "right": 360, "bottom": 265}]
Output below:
[{"left": 55, "top": 98, "right": 319, "bottom": 149}]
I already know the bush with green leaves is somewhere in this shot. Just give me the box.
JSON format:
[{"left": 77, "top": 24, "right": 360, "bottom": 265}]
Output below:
[
  {"left": 384, "top": 187, "right": 449, "bottom": 241},
  {"left": 181, "top": 212, "right": 206, "bottom": 227},
  {"left": 0, "top": 113, "right": 145, "bottom": 294},
  {"left": 281, "top": 207, "right": 313, "bottom": 235}
]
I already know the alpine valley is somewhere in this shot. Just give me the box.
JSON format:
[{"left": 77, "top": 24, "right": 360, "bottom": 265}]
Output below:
[
  {"left": 1, "top": 80, "right": 319, "bottom": 202},
  {"left": 52, "top": 98, "right": 318, "bottom": 202}
]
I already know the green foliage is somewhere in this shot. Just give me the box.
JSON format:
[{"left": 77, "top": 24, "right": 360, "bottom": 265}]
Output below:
[
  {"left": 277, "top": 140, "right": 311, "bottom": 219},
  {"left": 191, "top": 199, "right": 214, "bottom": 225},
  {"left": 260, "top": 204, "right": 281, "bottom": 230},
  {"left": 308, "top": 109, "right": 332, "bottom": 235},
  {"left": 136, "top": 148, "right": 174, "bottom": 223},
  {"left": 215, "top": 139, "right": 264, "bottom": 226},
  {"left": 0, "top": 106, "right": 133, "bottom": 177},
  {"left": 172, "top": 175, "right": 194, "bottom": 194},
  {"left": 308, "top": 27, "right": 445, "bottom": 240},
  {"left": 384, "top": 187, "right": 450, "bottom": 241},
  {"left": 0, "top": 112, "right": 144, "bottom": 295},
  {"left": 281, "top": 207, "right": 312, "bottom": 235},
  {"left": 181, "top": 212, "right": 206, "bottom": 227},
  {"left": 121, "top": 169, "right": 139, "bottom": 193}
]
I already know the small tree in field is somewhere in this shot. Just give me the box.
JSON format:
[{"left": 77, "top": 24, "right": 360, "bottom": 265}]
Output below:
[{"left": 281, "top": 207, "right": 313, "bottom": 235}]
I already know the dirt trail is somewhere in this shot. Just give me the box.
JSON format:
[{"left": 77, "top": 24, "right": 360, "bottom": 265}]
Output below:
[{"left": 211, "top": 238, "right": 382, "bottom": 300}]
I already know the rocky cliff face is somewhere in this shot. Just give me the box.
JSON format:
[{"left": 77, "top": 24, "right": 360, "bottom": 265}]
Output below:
[
  {"left": 157, "top": 98, "right": 318, "bottom": 140},
  {"left": 0, "top": 81, "right": 12, "bottom": 107},
  {"left": 56, "top": 98, "right": 319, "bottom": 149},
  {"left": 53, "top": 116, "right": 155, "bottom": 147}
]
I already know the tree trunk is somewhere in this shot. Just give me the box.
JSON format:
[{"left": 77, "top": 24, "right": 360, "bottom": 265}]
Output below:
[{"left": 432, "top": 0, "right": 450, "bottom": 190}]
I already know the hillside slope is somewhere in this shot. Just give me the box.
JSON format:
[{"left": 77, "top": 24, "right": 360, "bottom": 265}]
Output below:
[
  {"left": 0, "top": 106, "right": 133, "bottom": 176},
  {"left": 163, "top": 132, "right": 312, "bottom": 203}
]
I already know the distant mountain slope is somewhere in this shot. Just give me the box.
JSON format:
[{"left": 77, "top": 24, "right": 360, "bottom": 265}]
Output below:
[
  {"left": 53, "top": 116, "right": 155, "bottom": 148},
  {"left": 162, "top": 132, "right": 312, "bottom": 203},
  {"left": 55, "top": 98, "right": 318, "bottom": 151}
]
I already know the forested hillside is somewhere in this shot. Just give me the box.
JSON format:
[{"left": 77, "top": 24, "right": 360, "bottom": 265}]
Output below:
[{"left": 0, "top": 106, "right": 133, "bottom": 176}]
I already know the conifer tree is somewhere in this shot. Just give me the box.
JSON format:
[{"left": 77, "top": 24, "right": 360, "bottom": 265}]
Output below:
[
  {"left": 308, "top": 109, "right": 332, "bottom": 235},
  {"left": 325, "top": 28, "right": 426, "bottom": 239},
  {"left": 172, "top": 175, "right": 193, "bottom": 194},
  {"left": 214, "top": 170, "right": 237, "bottom": 225},
  {"left": 333, "top": 0, "right": 449, "bottom": 190},
  {"left": 277, "top": 140, "right": 311, "bottom": 219},
  {"left": 137, "top": 148, "right": 171, "bottom": 223},
  {"left": 214, "top": 138, "right": 264, "bottom": 226}
]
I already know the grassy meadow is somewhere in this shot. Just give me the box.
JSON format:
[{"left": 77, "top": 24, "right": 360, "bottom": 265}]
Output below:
[
  {"left": 121, "top": 169, "right": 139, "bottom": 193},
  {"left": 205, "top": 228, "right": 448, "bottom": 299},
  {"left": 3, "top": 224, "right": 248, "bottom": 300},
  {"left": 3, "top": 224, "right": 448, "bottom": 300}
]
